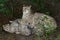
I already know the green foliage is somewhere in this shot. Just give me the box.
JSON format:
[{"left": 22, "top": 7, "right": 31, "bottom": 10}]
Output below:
[
  {"left": 53, "top": 0, "right": 60, "bottom": 3},
  {"left": 30, "top": 0, "right": 50, "bottom": 15},
  {"left": 1, "top": 0, "right": 59, "bottom": 17},
  {"left": 0, "top": 0, "right": 50, "bottom": 16},
  {"left": 0, "top": 0, "right": 13, "bottom": 16}
]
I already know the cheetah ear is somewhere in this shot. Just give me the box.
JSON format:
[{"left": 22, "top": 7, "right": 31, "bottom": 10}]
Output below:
[
  {"left": 17, "top": 20, "right": 21, "bottom": 24},
  {"left": 3, "top": 25, "right": 5, "bottom": 28},
  {"left": 29, "top": 5, "right": 31, "bottom": 8},
  {"left": 9, "top": 21, "right": 13, "bottom": 23},
  {"left": 28, "top": 5, "right": 31, "bottom": 8},
  {"left": 2, "top": 25, "right": 6, "bottom": 29},
  {"left": 7, "top": 24, "right": 9, "bottom": 25}
]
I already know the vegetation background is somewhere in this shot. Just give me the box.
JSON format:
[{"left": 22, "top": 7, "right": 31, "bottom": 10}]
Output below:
[{"left": 0, "top": 0, "right": 60, "bottom": 40}]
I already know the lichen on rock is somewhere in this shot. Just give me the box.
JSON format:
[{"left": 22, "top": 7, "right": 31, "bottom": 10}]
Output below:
[{"left": 32, "top": 13, "right": 57, "bottom": 36}]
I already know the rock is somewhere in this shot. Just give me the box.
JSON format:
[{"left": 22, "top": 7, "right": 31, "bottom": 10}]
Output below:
[{"left": 32, "top": 13, "right": 57, "bottom": 36}]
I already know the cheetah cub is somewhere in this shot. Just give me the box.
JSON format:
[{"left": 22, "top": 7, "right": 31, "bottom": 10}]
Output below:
[{"left": 3, "top": 19, "right": 32, "bottom": 36}]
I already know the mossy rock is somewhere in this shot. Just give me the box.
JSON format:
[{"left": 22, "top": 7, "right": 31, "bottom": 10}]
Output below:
[{"left": 33, "top": 13, "right": 57, "bottom": 37}]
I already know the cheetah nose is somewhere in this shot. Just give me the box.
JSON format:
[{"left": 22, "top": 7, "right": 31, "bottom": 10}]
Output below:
[
  {"left": 27, "top": 25, "right": 34, "bottom": 34},
  {"left": 27, "top": 25, "right": 34, "bottom": 29}
]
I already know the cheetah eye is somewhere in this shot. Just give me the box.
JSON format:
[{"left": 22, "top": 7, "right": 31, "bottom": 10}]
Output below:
[
  {"left": 28, "top": 23, "right": 30, "bottom": 24},
  {"left": 6, "top": 28, "right": 8, "bottom": 30}
]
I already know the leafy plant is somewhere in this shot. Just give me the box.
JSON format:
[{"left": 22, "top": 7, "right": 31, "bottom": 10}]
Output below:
[{"left": 0, "top": 0, "right": 13, "bottom": 16}]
